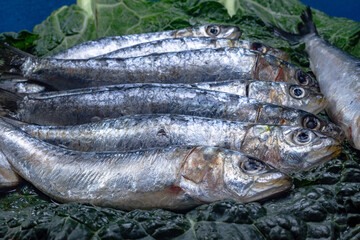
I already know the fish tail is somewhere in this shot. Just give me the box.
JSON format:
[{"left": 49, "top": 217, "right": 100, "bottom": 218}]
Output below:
[
  {"left": 269, "top": 6, "right": 318, "bottom": 42},
  {"left": 0, "top": 88, "right": 22, "bottom": 117},
  {"left": 0, "top": 42, "right": 33, "bottom": 79},
  {"left": 297, "top": 6, "right": 318, "bottom": 36}
]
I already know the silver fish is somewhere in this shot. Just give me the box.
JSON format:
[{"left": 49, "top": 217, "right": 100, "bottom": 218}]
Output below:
[
  {"left": 94, "top": 37, "right": 289, "bottom": 60},
  {"left": 6, "top": 114, "right": 340, "bottom": 173},
  {"left": 0, "top": 118, "right": 292, "bottom": 210},
  {"left": 51, "top": 25, "right": 242, "bottom": 59},
  {"left": 0, "top": 44, "right": 318, "bottom": 91},
  {"left": 0, "top": 78, "right": 325, "bottom": 114},
  {"left": 272, "top": 7, "right": 360, "bottom": 150},
  {"left": 0, "top": 84, "right": 342, "bottom": 139}
]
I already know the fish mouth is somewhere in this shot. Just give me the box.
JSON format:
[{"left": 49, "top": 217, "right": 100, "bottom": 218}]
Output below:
[
  {"left": 308, "top": 96, "right": 327, "bottom": 114},
  {"left": 322, "top": 124, "right": 345, "bottom": 141},
  {"left": 303, "top": 145, "right": 342, "bottom": 171},
  {"left": 242, "top": 171, "right": 293, "bottom": 203}
]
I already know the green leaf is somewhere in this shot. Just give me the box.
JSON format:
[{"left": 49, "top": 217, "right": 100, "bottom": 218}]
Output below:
[
  {"left": 33, "top": 5, "right": 96, "bottom": 57},
  {"left": 0, "top": 31, "right": 38, "bottom": 53},
  {"left": 218, "top": 0, "right": 360, "bottom": 58}
]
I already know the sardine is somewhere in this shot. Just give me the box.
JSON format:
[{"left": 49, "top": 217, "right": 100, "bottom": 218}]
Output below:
[
  {"left": 0, "top": 84, "right": 342, "bottom": 139},
  {"left": 4, "top": 114, "right": 340, "bottom": 173},
  {"left": 0, "top": 78, "right": 325, "bottom": 113},
  {"left": 272, "top": 7, "right": 360, "bottom": 150},
  {"left": 51, "top": 25, "right": 242, "bottom": 59},
  {"left": 0, "top": 118, "right": 292, "bottom": 210},
  {"left": 0, "top": 44, "right": 318, "bottom": 91},
  {"left": 93, "top": 37, "right": 289, "bottom": 60}
]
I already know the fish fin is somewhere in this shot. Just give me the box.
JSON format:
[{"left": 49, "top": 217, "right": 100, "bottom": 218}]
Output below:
[
  {"left": 297, "top": 6, "right": 318, "bottom": 36},
  {"left": 267, "top": 6, "right": 318, "bottom": 42},
  {"left": 0, "top": 88, "right": 22, "bottom": 117},
  {"left": 0, "top": 42, "right": 33, "bottom": 79},
  {"left": 270, "top": 25, "right": 303, "bottom": 43}
]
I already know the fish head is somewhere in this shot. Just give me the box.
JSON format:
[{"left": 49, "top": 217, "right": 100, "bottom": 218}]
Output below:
[
  {"left": 248, "top": 81, "right": 325, "bottom": 113},
  {"left": 301, "top": 114, "right": 345, "bottom": 140},
  {"left": 179, "top": 146, "right": 292, "bottom": 203},
  {"left": 294, "top": 69, "right": 319, "bottom": 89},
  {"left": 253, "top": 54, "right": 319, "bottom": 89},
  {"left": 178, "top": 25, "right": 241, "bottom": 39},
  {"left": 277, "top": 126, "right": 342, "bottom": 173},
  {"left": 223, "top": 152, "right": 292, "bottom": 203},
  {"left": 250, "top": 42, "right": 289, "bottom": 61},
  {"left": 286, "top": 84, "right": 327, "bottom": 113},
  {"left": 239, "top": 124, "right": 282, "bottom": 168}
]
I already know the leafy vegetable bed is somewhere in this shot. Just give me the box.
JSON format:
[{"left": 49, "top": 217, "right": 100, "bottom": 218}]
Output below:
[{"left": 1, "top": 0, "right": 359, "bottom": 239}]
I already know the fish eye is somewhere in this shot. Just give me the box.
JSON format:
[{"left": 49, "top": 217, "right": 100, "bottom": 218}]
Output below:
[
  {"left": 241, "top": 157, "right": 265, "bottom": 174},
  {"left": 289, "top": 85, "right": 306, "bottom": 99},
  {"left": 296, "top": 70, "right": 312, "bottom": 86},
  {"left": 302, "top": 116, "right": 321, "bottom": 131},
  {"left": 250, "top": 42, "right": 265, "bottom": 53},
  {"left": 293, "top": 130, "right": 312, "bottom": 145},
  {"left": 206, "top": 25, "right": 221, "bottom": 36}
]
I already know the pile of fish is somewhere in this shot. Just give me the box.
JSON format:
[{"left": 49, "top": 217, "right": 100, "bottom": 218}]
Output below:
[{"left": 0, "top": 9, "right": 353, "bottom": 210}]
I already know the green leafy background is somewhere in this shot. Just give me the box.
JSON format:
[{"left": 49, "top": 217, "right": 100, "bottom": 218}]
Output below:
[{"left": 1, "top": 0, "right": 360, "bottom": 239}]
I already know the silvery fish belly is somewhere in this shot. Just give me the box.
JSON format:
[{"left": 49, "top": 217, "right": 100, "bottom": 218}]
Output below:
[
  {"left": 0, "top": 150, "right": 21, "bottom": 188},
  {"left": 0, "top": 44, "right": 318, "bottom": 91},
  {"left": 272, "top": 7, "right": 360, "bottom": 150},
  {"left": 307, "top": 39, "right": 360, "bottom": 149},
  {"left": 0, "top": 118, "right": 292, "bottom": 210},
  {"left": 307, "top": 42, "right": 360, "bottom": 149},
  {"left": 9, "top": 114, "right": 340, "bottom": 173},
  {"left": 94, "top": 37, "right": 289, "bottom": 61},
  {"left": 192, "top": 80, "right": 326, "bottom": 114},
  {"left": 51, "top": 25, "right": 242, "bottom": 59},
  {"left": 0, "top": 84, "right": 342, "bottom": 139}
]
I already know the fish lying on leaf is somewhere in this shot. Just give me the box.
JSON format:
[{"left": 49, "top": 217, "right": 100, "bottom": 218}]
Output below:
[
  {"left": 0, "top": 44, "right": 318, "bottom": 91},
  {"left": 0, "top": 84, "right": 343, "bottom": 140},
  {"left": 51, "top": 25, "right": 242, "bottom": 59},
  {"left": 271, "top": 7, "right": 360, "bottom": 150},
  {"left": 93, "top": 37, "right": 289, "bottom": 60},
  {"left": 0, "top": 78, "right": 325, "bottom": 113},
  {"left": 0, "top": 117, "right": 292, "bottom": 210},
  {"left": 0, "top": 114, "right": 341, "bottom": 175}
]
